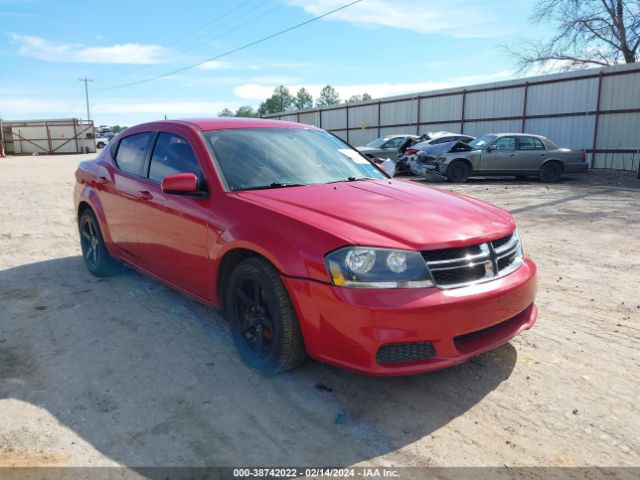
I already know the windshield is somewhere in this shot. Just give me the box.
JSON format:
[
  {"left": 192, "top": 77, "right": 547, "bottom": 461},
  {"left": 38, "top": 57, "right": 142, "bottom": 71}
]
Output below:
[
  {"left": 365, "top": 137, "right": 389, "bottom": 148},
  {"left": 468, "top": 134, "right": 496, "bottom": 149},
  {"left": 203, "top": 128, "right": 386, "bottom": 191}
]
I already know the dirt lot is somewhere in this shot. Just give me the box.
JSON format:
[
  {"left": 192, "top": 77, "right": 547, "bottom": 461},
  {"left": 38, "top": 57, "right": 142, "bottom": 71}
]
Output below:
[{"left": 0, "top": 154, "right": 639, "bottom": 469}]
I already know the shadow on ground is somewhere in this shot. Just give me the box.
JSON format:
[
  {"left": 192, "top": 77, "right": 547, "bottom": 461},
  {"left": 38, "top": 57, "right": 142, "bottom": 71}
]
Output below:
[{"left": 0, "top": 256, "right": 517, "bottom": 467}]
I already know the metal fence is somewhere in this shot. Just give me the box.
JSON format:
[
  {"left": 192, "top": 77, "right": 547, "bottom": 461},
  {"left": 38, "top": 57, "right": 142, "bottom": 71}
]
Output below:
[
  {"left": 1, "top": 118, "right": 96, "bottom": 155},
  {"left": 262, "top": 63, "right": 640, "bottom": 171}
]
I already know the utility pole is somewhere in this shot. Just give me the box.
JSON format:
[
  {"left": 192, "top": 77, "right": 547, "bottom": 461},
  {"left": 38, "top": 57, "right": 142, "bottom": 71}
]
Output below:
[{"left": 78, "top": 77, "right": 93, "bottom": 122}]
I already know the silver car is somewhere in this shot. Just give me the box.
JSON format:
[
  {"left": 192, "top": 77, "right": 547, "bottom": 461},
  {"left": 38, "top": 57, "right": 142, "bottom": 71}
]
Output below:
[
  {"left": 356, "top": 134, "right": 419, "bottom": 160},
  {"left": 410, "top": 133, "right": 588, "bottom": 183}
]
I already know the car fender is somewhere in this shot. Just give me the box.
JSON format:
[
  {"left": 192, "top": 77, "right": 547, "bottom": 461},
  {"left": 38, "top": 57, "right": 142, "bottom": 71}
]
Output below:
[{"left": 76, "top": 185, "right": 118, "bottom": 256}]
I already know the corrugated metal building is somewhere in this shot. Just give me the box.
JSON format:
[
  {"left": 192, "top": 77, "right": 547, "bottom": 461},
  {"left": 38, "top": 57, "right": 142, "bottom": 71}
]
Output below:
[
  {"left": 1, "top": 118, "right": 96, "bottom": 155},
  {"left": 262, "top": 63, "right": 640, "bottom": 171}
]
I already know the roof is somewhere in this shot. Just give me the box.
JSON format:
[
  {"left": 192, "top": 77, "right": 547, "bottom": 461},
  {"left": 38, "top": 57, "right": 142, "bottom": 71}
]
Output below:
[{"left": 144, "top": 117, "right": 314, "bottom": 131}]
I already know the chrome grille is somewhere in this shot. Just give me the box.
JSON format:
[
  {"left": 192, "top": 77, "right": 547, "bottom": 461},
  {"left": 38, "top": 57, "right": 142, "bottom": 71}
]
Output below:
[{"left": 421, "top": 232, "right": 524, "bottom": 289}]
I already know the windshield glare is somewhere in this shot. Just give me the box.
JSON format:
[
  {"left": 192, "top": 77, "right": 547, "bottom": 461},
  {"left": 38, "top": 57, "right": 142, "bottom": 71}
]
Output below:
[
  {"left": 468, "top": 134, "right": 496, "bottom": 149},
  {"left": 365, "top": 137, "right": 389, "bottom": 148},
  {"left": 204, "top": 128, "right": 386, "bottom": 191}
]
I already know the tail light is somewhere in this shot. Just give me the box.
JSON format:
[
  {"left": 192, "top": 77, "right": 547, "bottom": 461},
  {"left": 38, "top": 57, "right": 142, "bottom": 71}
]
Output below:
[{"left": 405, "top": 148, "right": 418, "bottom": 155}]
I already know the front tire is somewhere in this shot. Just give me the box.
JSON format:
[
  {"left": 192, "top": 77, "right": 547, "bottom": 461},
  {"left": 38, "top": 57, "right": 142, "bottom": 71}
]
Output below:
[
  {"left": 226, "top": 257, "right": 306, "bottom": 375},
  {"left": 79, "top": 209, "right": 118, "bottom": 277},
  {"left": 446, "top": 160, "right": 470, "bottom": 183}
]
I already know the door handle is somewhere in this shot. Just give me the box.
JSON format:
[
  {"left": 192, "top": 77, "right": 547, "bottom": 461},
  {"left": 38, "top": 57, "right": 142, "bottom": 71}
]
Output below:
[{"left": 138, "top": 191, "right": 153, "bottom": 200}]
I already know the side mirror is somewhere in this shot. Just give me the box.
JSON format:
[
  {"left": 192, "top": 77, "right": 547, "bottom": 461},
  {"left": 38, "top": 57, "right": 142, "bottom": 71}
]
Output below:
[
  {"left": 161, "top": 173, "right": 200, "bottom": 195},
  {"left": 487, "top": 144, "right": 498, "bottom": 152}
]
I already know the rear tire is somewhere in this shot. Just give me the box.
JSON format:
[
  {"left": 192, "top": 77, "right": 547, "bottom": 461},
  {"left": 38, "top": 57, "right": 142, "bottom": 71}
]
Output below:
[
  {"left": 79, "top": 209, "right": 118, "bottom": 277},
  {"left": 539, "top": 162, "right": 562, "bottom": 183},
  {"left": 96, "top": 142, "right": 105, "bottom": 149},
  {"left": 226, "top": 257, "right": 306, "bottom": 375},
  {"left": 446, "top": 160, "right": 470, "bottom": 183}
]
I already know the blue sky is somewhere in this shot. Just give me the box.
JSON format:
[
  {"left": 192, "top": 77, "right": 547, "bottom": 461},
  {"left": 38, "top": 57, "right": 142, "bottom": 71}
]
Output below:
[{"left": 0, "top": 0, "right": 555, "bottom": 126}]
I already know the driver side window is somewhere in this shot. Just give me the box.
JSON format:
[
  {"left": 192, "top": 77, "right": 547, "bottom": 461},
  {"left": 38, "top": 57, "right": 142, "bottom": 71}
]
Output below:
[{"left": 148, "top": 133, "right": 204, "bottom": 185}]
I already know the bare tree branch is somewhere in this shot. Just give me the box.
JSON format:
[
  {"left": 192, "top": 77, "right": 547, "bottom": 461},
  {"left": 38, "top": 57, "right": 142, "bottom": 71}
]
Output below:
[{"left": 510, "top": 0, "right": 638, "bottom": 70}]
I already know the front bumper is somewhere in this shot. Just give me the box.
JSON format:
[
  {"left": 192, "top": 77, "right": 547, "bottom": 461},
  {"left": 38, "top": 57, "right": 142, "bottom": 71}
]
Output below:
[
  {"left": 410, "top": 160, "right": 444, "bottom": 177},
  {"left": 283, "top": 258, "right": 537, "bottom": 376}
]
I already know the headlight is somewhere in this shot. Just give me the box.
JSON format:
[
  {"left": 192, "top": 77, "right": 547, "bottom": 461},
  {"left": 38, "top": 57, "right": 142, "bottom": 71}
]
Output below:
[{"left": 326, "top": 247, "right": 435, "bottom": 288}]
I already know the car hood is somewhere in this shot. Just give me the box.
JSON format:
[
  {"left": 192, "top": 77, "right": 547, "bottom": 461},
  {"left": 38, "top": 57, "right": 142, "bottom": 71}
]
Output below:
[{"left": 237, "top": 180, "right": 514, "bottom": 251}]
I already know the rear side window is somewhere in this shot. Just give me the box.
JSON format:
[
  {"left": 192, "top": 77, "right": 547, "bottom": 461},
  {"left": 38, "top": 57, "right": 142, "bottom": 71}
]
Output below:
[
  {"left": 148, "top": 133, "right": 203, "bottom": 183},
  {"left": 518, "top": 136, "right": 545, "bottom": 150},
  {"left": 115, "top": 132, "right": 153, "bottom": 176}
]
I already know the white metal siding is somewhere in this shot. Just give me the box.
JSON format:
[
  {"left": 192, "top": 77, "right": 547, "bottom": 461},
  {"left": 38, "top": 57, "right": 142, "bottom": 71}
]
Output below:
[
  {"left": 526, "top": 78, "right": 598, "bottom": 115},
  {"left": 279, "top": 114, "right": 298, "bottom": 122},
  {"left": 380, "top": 126, "right": 415, "bottom": 137},
  {"left": 419, "top": 95, "right": 462, "bottom": 123},
  {"left": 380, "top": 99, "right": 417, "bottom": 126},
  {"left": 593, "top": 151, "right": 639, "bottom": 170},
  {"left": 464, "top": 87, "right": 525, "bottom": 119},
  {"left": 298, "top": 111, "right": 318, "bottom": 126},
  {"left": 462, "top": 119, "right": 522, "bottom": 137},
  {"left": 349, "top": 129, "right": 378, "bottom": 147},
  {"left": 332, "top": 130, "right": 348, "bottom": 142},
  {"left": 419, "top": 123, "right": 463, "bottom": 135},
  {"left": 597, "top": 112, "right": 640, "bottom": 150},
  {"left": 320, "top": 109, "right": 346, "bottom": 130},
  {"left": 348, "top": 104, "right": 378, "bottom": 129},
  {"left": 525, "top": 115, "right": 595, "bottom": 149},
  {"left": 600, "top": 72, "right": 640, "bottom": 110}
]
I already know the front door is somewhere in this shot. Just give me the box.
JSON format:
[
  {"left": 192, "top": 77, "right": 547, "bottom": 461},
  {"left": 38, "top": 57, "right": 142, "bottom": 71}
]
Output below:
[
  {"left": 134, "top": 131, "right": 211, "bottom": 300},
  {"left": 481, "top": 136, "right": 518, "bottom": 172}
]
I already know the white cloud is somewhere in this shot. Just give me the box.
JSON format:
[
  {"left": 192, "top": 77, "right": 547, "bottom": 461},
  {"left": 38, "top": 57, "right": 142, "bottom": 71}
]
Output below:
[
  {"left": 286, "top": 0, "right": 512, "bottom": 38},
  {"left": 196, "top": 60, "right": 232, "bottom": 71},
  {"left": 8, "top": 33, "right": 169, "bottom": 64},
  {"left": 233, "top": 71, "right": 515, "bottom": 101}
]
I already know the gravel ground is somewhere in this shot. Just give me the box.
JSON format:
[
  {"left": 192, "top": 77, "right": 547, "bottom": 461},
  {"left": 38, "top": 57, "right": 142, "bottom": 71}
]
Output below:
[{"left": 0, "top": 154, "right": 638, "bottom": 470}]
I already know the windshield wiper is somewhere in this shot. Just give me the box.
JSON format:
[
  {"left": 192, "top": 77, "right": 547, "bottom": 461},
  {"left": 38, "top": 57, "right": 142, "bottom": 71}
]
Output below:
[
  {"left": 233, "top": 182, "right": 306, "bottom": 191},
  {"left": 325, "top": 177, "right": 373, "bottom": 184}
]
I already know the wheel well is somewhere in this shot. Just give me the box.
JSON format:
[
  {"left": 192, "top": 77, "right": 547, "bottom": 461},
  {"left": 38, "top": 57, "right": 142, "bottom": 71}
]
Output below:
[
  {"left": 216, "top": 248, "right": 273, "bottom": 308},
  {"left": 77, "top": 201, "right": 93, "bottom": 219},
  {"left": 449, "top": 158, "right": 472, "bottom": 171},
  {"left": 542, "top": 159, "right": 564, "bottom": 172}
]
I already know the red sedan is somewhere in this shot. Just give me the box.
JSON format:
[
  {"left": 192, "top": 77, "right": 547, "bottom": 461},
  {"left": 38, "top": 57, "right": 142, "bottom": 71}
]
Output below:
[{"left": 74, "top": 118, "right": 537, "bottom": 376}]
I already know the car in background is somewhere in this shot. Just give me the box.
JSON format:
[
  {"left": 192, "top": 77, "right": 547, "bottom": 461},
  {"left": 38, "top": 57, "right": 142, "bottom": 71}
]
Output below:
[
  {"left": 410, "top": 133, "right": 588, "bottom": 183},
  {"left": 395, "top": 132, "right": 474, "bottom": 174},
  {"left": 74, "top": 118, "right": 537, "bottom": 376},
  {"left": 356, "top": 134, "right": 420, "bottom": 160},
  {"left": 95, "top": 132, "right": 115, "bottom": 149}
]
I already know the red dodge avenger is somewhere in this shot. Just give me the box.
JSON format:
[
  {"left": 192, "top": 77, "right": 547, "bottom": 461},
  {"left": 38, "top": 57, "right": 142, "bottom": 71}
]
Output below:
[{"left": 74, "top": 118, "right": 537, "bottom": 376}]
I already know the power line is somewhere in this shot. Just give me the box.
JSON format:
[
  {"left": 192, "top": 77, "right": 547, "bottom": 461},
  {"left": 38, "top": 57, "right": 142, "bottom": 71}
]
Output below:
[
  {"left": 95, "top": 0, "right": 362, "bottom": 91},
  {"left": 99, "top": 0, "right": 259, "bottom": 81}
]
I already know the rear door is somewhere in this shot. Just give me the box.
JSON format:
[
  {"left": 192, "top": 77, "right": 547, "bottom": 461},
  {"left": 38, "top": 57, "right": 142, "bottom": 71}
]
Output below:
[
  {"left": 134, "top": 130, "right": 211, "bottom": 300},
  {"left": 480, "top": 136, "right": 518, "bottom": 172},
  {"left": 516, "top": 136, "right": 547, "bottom": 171}
]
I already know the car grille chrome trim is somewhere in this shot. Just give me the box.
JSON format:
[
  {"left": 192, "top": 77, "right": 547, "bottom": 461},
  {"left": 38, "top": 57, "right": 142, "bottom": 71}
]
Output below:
[{"left": 421, "top": 233, "right": 523, "bottom": 289}]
